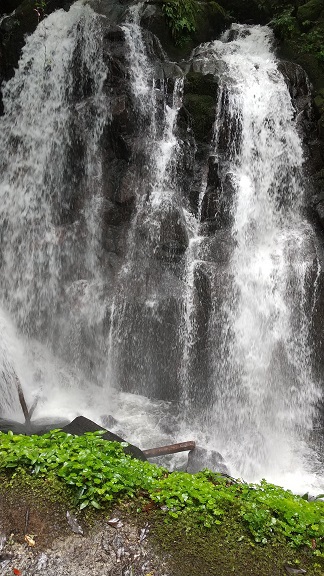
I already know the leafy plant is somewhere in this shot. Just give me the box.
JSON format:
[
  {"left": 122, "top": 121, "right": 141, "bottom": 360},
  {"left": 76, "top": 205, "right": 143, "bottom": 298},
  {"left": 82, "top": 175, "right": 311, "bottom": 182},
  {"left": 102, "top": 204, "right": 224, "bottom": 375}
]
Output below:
[
  {"left": 162, "top": 0, "right": 228, "bottom": 44},
  {"left": 270, "top": 6, "right": 298, "bottom": 39},
  {"left": 162, "top": 0, "right": 199, "bottom": 42},
  {"left": 34, "top": 0, "right": 47, "bottom": 21},
  {"left": 0, "top": 430, "right": 323, "bottom": 556},
  {"left": 301, "top": 28, "right": 324, "bottom": 61}
]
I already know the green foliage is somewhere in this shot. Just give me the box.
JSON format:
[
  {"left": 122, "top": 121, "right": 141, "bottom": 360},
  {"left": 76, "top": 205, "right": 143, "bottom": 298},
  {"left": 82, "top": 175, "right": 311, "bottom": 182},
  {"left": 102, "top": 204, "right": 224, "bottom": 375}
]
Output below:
[
  {"left": 162, "top": 0, "right": 199, "bottom": 42},
  {"left": 34, "top": 0, "right": 47, "bottom": 20},
  {"left": 0, "top": 430, "right": 164, "bottom": 510},
  {"left": 161, "top": 0, "right": 226, "bottom": 43},
  {"left": 0, "top": 430, "right": 323, "bottom": 556},
  {"left": 301, "top": 27, "right": 324, "bottom": 61},
  {"left": 269, "top": 1, "right": 324, "bottom": 63},
  {"left": 270, "top": 6, "right": 298, "bottom": 39},
  {"left": 35, "top": 0, "right": 46, "bottom": 10}
]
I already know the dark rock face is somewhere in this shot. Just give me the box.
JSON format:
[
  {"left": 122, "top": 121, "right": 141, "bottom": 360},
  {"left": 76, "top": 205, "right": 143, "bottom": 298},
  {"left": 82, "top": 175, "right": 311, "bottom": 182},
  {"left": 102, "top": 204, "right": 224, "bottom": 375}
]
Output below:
[
  {"left": 186, "top": 445, "right": 229, "bottom": 474},
  {"left": 180, "top": 70, "right": 219, "bottom": 145},
  {"left": 113, "top": 296, "right": 183, "bottom": 401},
  {"left": 278, "top": 61, "right": 324, "bottom": 215}
]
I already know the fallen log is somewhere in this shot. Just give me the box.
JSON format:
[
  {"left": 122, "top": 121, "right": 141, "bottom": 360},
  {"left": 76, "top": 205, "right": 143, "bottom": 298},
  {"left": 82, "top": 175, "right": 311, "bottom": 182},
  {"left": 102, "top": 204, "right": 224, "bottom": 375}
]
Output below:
[{"left": 143, "top": 441, "right": 196, "bottom": 458}]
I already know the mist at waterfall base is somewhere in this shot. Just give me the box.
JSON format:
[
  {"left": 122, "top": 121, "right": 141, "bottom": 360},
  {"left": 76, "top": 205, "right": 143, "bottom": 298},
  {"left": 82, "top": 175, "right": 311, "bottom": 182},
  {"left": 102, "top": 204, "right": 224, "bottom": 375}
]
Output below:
[{"left": 0, "top": 2, "right": 323, "bottom": 494}]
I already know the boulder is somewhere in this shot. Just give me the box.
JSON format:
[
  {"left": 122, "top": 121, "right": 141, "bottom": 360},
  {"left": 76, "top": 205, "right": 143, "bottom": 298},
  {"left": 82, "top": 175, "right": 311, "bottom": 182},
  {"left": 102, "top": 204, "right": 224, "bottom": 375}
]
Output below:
[
  {"left": 61, "top": 416, "right": 147, "bottom": 461},
  {"left": 186, "top": 445, "right": 229, "bottom": 474}
]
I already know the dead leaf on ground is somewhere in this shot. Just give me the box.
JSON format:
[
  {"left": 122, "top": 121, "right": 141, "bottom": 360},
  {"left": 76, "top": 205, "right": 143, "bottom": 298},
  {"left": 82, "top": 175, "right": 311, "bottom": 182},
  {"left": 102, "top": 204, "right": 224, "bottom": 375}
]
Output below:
[{"left": 24, "top": 534, "right": 35, "bottom": 547}]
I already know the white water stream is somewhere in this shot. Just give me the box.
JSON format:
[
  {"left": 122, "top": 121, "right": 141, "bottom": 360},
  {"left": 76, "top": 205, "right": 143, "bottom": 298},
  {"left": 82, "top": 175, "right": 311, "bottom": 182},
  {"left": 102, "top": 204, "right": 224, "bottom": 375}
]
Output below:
[{"left": 180, "top": 25, "right": 323, "bottom": 491}]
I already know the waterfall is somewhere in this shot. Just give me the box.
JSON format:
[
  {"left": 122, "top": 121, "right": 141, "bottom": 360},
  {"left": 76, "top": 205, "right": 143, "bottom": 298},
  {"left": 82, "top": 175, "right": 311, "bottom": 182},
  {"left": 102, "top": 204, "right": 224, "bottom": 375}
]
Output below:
[
  {"left": 0, "top": 2, "right": 322, "bottom": 490},
  {"left": 0, "top": 1, "right": 111, "bottom": 418},
  {"left": 180, "top": 25, "right": 322, "bottom": 488},
  {"left": 107, "top": 6, "right": 185, "bottom": 404}
]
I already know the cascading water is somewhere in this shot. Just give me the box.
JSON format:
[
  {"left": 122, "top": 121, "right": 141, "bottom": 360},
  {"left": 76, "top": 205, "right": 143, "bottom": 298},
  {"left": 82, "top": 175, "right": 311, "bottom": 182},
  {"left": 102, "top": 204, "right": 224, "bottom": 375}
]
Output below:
[
  {"left": 0, "top": 1, "right": 111, "bottom": 418},
  {"left": 0, "top": 1, "right": 322, "bottom": 491},
  {"left": 180, "top": 25, "right": 323, "bottom": 489},
  {"left": 107, "top": 5, "right": 185, "bottom": 405}
]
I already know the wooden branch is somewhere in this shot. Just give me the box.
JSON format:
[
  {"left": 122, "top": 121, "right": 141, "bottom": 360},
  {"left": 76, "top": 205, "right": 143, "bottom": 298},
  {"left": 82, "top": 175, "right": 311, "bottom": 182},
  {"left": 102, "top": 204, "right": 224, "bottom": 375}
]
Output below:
[
  {"left": 27, "top": 396, "right": 38, "bottom": 420},
  {"left": 143, "top": 441, "right": 196, "bottom": 458},
  {"left": 15, "top": 374, "right": 30, "bottom": 426}
]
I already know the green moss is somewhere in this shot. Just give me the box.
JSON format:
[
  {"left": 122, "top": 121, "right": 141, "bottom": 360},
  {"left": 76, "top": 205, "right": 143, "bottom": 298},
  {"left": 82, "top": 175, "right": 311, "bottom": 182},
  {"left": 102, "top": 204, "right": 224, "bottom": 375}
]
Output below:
[
  {"left": 0, "top": 432, "right": 324, "bottom": 576},
  {"left": 148, "top": 509, "right": 324, "bottom": 576},
  {"left": 0, "top": 467, "right": 74, "bottom": 509},
  {"left": 183, "top": 93, "right": 216, "bottom": 141},
  {"left": 182, "top": 73, "right": 218, "bottom": 141},
  {"left": 185, "top": 71, "right": 218, "bottom": 97},
  {"left": 297, "top": 0, "right": 324, "bottom": 24},
  {"left": 194, "top": 1, "right": 230, "bottom": 41},
  {"left": 1, "top": 469, "right": 323, "bottom": 576},
  {"left": 0, "top": 431, "right": 323, "bottom": 559}
]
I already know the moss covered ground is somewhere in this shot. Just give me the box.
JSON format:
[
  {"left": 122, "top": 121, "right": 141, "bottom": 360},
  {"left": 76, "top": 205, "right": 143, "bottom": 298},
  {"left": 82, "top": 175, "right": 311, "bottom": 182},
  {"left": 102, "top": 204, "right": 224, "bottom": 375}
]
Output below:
[{"left": 0, "top": 431, "right": 323, "bottom": 575}]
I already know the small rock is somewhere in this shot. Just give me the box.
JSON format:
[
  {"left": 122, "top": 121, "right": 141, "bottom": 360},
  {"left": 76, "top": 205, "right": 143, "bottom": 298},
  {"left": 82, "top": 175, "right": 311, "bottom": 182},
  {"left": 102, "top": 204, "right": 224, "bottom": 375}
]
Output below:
[
  {"left": 108, "top": 517, "right": 123, "bottom": 529},
  {"left": 284, "top": 566, "right": 307, "bottom": 575},
  {"left": 116, "top": 546, "right": 125, "bottom": 562},
  {"left": 0, "top": 553, "right": 12, "bottom": 562},
  {"left": 36, "top": 553, "right": 48, "bottom": 570},
  {"left": 66, "top": 511, "right": 83, "bottom": 535},
  {"left": 186, "top": 446, "right": 229, "bottom": 474}
]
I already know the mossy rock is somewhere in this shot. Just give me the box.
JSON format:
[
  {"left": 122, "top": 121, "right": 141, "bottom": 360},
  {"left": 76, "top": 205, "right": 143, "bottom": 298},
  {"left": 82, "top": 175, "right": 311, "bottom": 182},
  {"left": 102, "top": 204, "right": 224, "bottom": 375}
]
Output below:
[
  {"left": 193, "top": 1, "right": 230, "bottom": 44},
  {"left": 181, "top": 71, "right": 218, "bottom": 142},
  {"left": 296, "top": 52, "right": 324, "bottom": 89},
  {"left": 185, "top": 71, "right": 218, "bottom": 97},
  {"left": 183, "top": 93, "right": 216, "bottom": 141},
  {"left": 297, "top": 0, "right": 324, "bottom": 24},
  {"left": 142, "top": 1, "right": 230, "bottom": 61},
  {"left": 314, "top": 92, "right": 324, "bottom": 114},
  {"left": 278, "top": 38, "right": 324, "bottom": 89}
]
